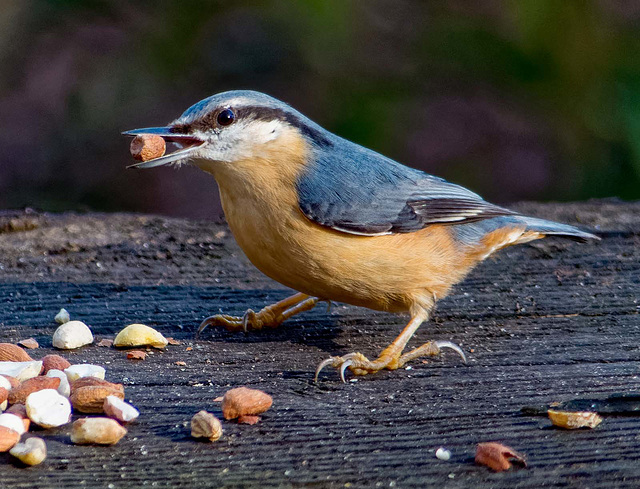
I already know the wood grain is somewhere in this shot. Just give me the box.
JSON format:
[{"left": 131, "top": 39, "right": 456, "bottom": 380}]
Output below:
[{"left": 0, "top": 201, "right": 638, "bottom": 488}]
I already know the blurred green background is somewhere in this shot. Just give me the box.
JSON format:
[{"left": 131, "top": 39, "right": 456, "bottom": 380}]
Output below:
[{"left": 1, "top": 0, "right": 639, "bottom": 218}]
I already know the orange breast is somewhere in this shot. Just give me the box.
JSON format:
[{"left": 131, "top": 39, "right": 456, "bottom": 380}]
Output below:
[{"left": 202, "top": 128, "right": 525, "bottom": 314}]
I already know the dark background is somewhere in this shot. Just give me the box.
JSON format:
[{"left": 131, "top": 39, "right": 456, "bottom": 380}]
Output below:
[{"left": 2, "top": 0, "right": 640, "bottom": 219}]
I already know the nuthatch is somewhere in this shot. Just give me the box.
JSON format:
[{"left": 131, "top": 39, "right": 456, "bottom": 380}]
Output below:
[{"left": 124, "top": 90, "right": 598, "bottom": 382}]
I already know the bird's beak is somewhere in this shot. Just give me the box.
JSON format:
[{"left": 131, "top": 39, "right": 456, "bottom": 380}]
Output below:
[{"left": 122, "top": 127, "right": 206, "bottom": 169}]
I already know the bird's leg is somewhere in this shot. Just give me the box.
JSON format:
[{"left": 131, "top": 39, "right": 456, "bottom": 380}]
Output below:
[
  {"left": 197, "top": 292, "right": 318, "bottom": 336},
  {"left": 315, "top": 310, "right": 465, "bottom": 382}
]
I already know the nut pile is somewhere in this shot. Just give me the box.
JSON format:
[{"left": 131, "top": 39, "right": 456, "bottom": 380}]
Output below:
[
  {"left": 0, "top": 343, "right": 139, "bottom": 465},
  {"left": 2, "top": 309, "right": 278, "bottom": 467},
  {"left": 0, "top": 312, "right": 151, "bottom": 467}
]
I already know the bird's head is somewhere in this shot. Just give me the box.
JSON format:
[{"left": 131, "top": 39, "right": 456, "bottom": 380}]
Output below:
[{"left": 124, "top": 90, "right": 332, "bottom": 177}]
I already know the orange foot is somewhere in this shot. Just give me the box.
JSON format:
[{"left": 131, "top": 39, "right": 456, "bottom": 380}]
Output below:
[
  {"left": 197, "top": 293, "right": 318, "bottom": 335},
  {"left": 315, "top": 340, "right": 466, "bottom": 382}
]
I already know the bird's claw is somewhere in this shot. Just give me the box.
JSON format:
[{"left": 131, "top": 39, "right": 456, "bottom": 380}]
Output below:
[
  {"left": 314, "top": 352, "right": 371, "bottom": 383},
  {"left": 241, "top": 309, "right": 257, "bottom": 333},
  {"left": 314, "top": 340, "right": 466, "bottom": 382},
  {"left": 433, "top": 340, "right": 467, "bottom": 363},
  {"left": 197, "top": 308, "right": 261, "bottom": 337}
]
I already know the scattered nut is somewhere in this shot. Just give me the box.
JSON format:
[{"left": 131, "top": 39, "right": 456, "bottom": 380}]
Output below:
[
  {"left": 54, "top": 308, "right": 71, "bottom": 324},
  {"left": 0, "top": 343, "right": 33, "bottom": 362},
  {"left": 435, "top": 447, "right": 451, "bottom": 461},
  {"left": 70, "top": 417, "right": 127, "bottom": 445},
  {"left": 8, "top": 376, "right": 61, "bottom": 405},
  {"left": 46, "top": 369, "right": 71, "bottom": 397},
  {"left": 0, "top": 361, "right": 43, "bottom": 382},
  {"left": 548, "top": 410, "right": 603, "bottom": 429},
  {"left": 114, "top": 324, "right": 168, "bottom": 349},
  {"left": 475, "top": 442, "right": 526, "bottom": 472},
  {"left": 130, "top": 134, "right": 166, "bottom": 162},
  {"left": 70, "top": 377, "right": 124, "bottom": 394},
  {"left": 17, "top": 338, "right": 39, "bottom": 350},
  {"left": 52, "top": 320, "right": 94, "bottom": 349},
  {"left": 0, "top": 387, "right": 8, "bottom": 410},
  {"left": 25, "top": 389, "right": 72, "bottom": 428},
  {"left": 6, "top": 404, "right": 28, "bottom": 418},
  {"left": 127, "top": 350, "right": 147, "bottom": 360},
  {"left": 237, "top": 415, "right": 260, "bottom": 425},
  {"left": 0, "top": 426, "right": 20, "bottom": 452},
  {"left": 221, "top": 387, "right": 273, "bottom": 420},
  {"left": 96, "top": 339, "right": 114, "bottom": 348},
  {"left": 0, "top": 375, "right": 12, "bottom": 392},
  {"left": 7, "top": 404, "right": 30, "bottom": 432},
  {"left": 191, "top": 411, "right": 222, "bottom": 441},
  {"left": 42, "top": 354, "right": 71, "bottom": 374},
  {"left": 71, "top": 385, "right": 125, "bottom": 414},
  {"left": 174, "top": 361, "right": 186, "bottom": 366},
  {"left": 166, "top": 337, "right": 181, "bottom": 345},
  {"left": 64, "top": 364, "right": 106, "bottom": 382},
  {"left": 0, "top": 413, "right": 26, "bottom": 435},
  {"left": 103, "top": 396, "right": 139, "bottom": 423},
  {"left": 10, "top": 437, "right": 47, "bottom": 465}
]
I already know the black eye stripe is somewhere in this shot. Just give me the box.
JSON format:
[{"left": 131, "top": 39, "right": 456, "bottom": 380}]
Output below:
[
  {"left": 181, "top": 105, "right": 333, "bottom": 147},
  {"left": 217, "top": 108, "right": 235, "bottom": 126}
]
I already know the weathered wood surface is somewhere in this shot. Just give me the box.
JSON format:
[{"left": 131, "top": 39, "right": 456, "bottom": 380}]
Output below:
[{"left": 0, "top": 200, "right": 639, "bottom": 488}]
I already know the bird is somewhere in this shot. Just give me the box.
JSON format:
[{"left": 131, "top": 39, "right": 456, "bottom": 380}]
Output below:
[{"left": 124, "top": 90, "right": 598, "bottom": 382}]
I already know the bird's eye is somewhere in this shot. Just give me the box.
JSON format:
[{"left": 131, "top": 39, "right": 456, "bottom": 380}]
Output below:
[{"left": 217, "top": 108, "right": 235, "bottom": 127}]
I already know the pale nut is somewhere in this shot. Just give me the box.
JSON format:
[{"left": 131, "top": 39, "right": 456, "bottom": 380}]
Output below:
[
  {"left": 17, "top": 338, "right": 39, "bottom": 350},
  {"left": 71, "top": 385, "right": 125, "bottom": 414},
  {"left": 548, "top": 410, "right": 603, "bottom": 429},
  {"left": 0, "top": 361, "right": 43, "bottom": 382},
  {"left": 1, "top": 375, "right": 20, "bottom": 390},
  {"left": 435, "top": 447, "right": 451, "bottom": 461},
  {"left": 0, "top": 375, "right": 12, "bottom": 392},
  {"left": 221, "top": 387, "right": 273, "bottom": 420},
  {"left": 191, "top": 410, "right": 222, "bottom": 441},
  {"left": 130, "top": 134, "right": 166, "bottom": 162},
  {"left": 52, "top": 321, "right": 93, "bottom": 349},
  {"left": 0, "top": 413, "right": 26, "bottom": 435},
  {"left": 114, "top": 324, "right": 168, "bottom": 349},
  {"left": 103, "top": 396, "right": 139, "bottom": 423},
  {"left": 64, "top": 364, "right": 106, "bottom": 382},
  {"left": 25, "top": 389, "right": 72, "bottom": 428},
  {"left": 46, "top": 369, "right": 71, "bottom": 398},
  {"left": 10, "top": 437, "right": 47, "bottom": 465},
  {"left": 42, "top": 354, "right": 71, "bottom": 374},
  {"left": 0, "top": 425, "right": 20, "bottom": 452},
  {"left": 8, "top": 376, "right": 61, "bottom": 405},
  {"left": 54, "top": 308, "right": 71, "bottom": 324},
  {"left": 70, "top": 417, "right": 127, "bottom": 445},
  {"left": 0, "top": 343, "right": 33, "bottom": 362}
]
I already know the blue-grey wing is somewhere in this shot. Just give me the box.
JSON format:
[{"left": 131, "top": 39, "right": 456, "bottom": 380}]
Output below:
[{"left": 296, "top": 138, "right": 516, "bottom": 236}]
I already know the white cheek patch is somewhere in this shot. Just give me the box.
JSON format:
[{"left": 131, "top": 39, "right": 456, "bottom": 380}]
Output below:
[
  {"left": 239, "top": 119, "right": 283, "bottom": 144},
  {"left": 202, "top": 119, "right": 286, "bottom": 163}
]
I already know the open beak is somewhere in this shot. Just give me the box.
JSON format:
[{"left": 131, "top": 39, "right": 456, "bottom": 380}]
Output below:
[{"left": 122, "top": 127, "right": 206, "bottom": 169}]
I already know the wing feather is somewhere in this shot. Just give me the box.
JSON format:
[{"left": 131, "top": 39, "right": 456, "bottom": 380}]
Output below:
[{"left": 297, "top": 137, "right": 516, "bottom": 236}]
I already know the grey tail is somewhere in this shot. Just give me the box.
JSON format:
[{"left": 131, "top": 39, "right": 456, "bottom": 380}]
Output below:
[{"left": 520, "top": 216, "right": 600, "bottom": 242}]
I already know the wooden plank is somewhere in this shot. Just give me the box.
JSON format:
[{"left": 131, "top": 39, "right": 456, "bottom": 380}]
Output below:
[{"left": 0, "top": 202, "right": 639, "bottom": 488}]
